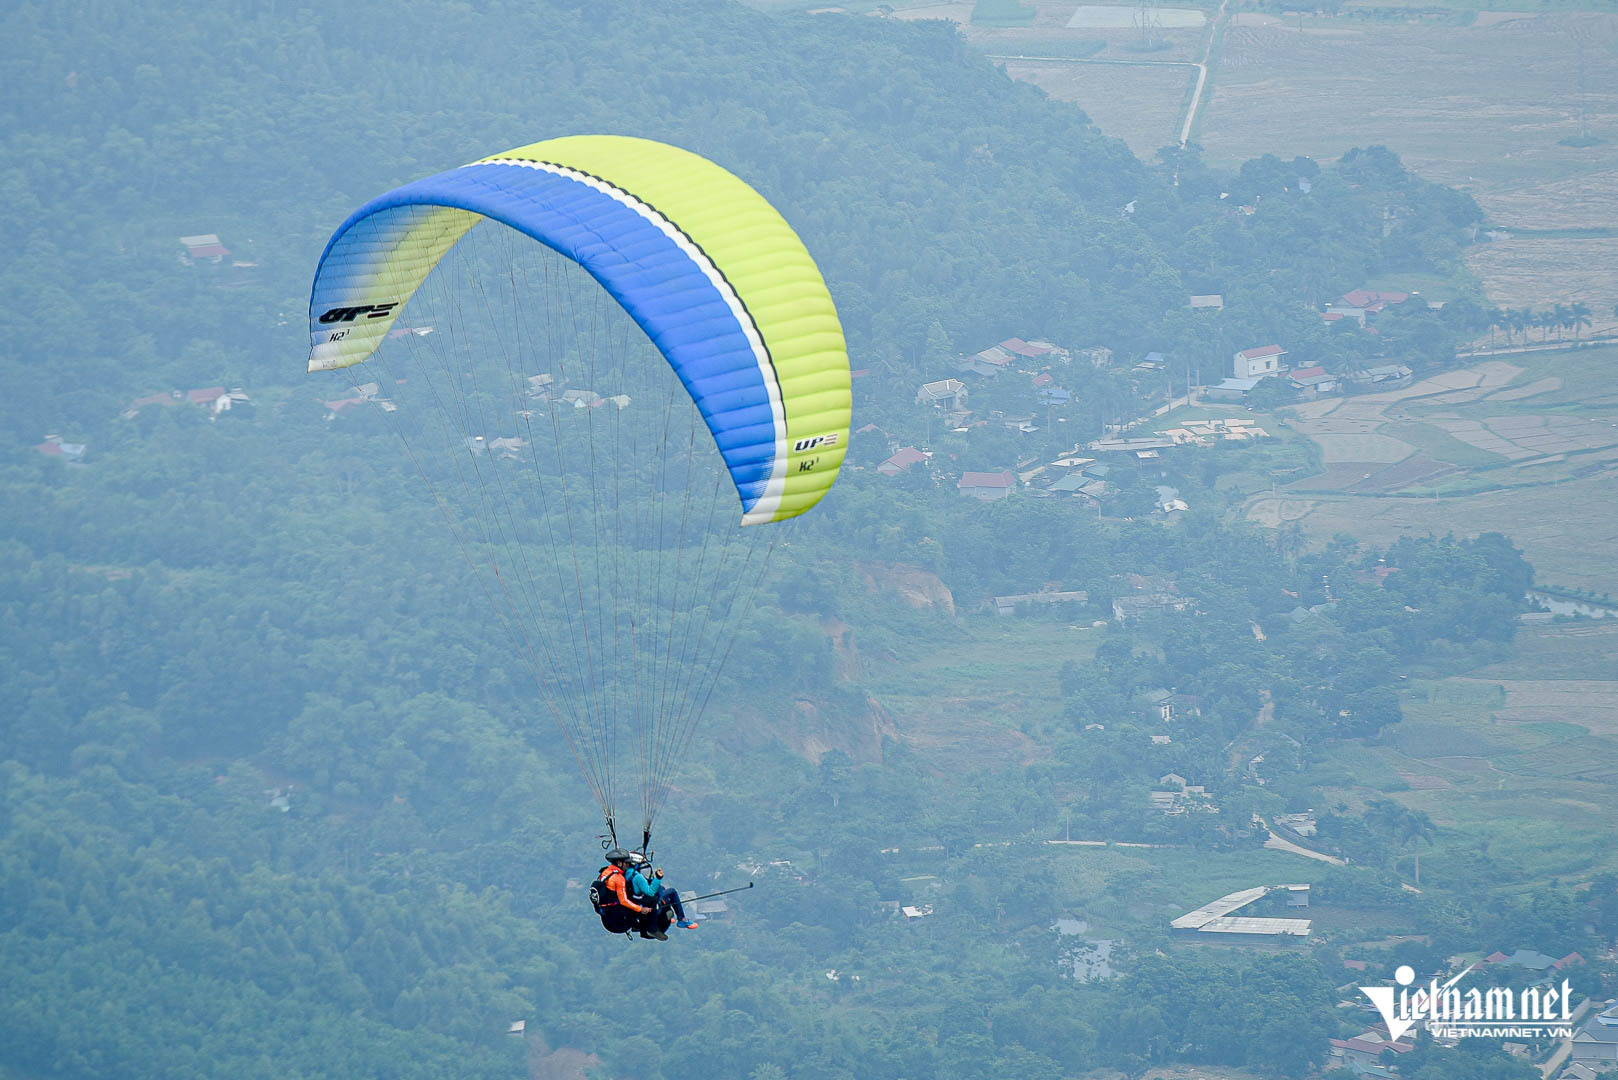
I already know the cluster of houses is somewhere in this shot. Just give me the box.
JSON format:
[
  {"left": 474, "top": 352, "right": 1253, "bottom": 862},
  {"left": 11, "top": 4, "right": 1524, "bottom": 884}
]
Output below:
[
  {"left": 1150, "top": 771, "right": 1217, "bottom": 816},
  {"left": 1206, "top": 342, "right": 1411, "bottom": 403},
  {"left": 321, "top": 381, "right": 397, "bottom": 419},
  {"left": 123, "top": 386, "right": 254, "bottom": 421},
  {"left": 890, "top": 330, "right": 1293, "bottom": 506},
  {"left": 34, "top": 385, "right": 258, "bottom": 465}
]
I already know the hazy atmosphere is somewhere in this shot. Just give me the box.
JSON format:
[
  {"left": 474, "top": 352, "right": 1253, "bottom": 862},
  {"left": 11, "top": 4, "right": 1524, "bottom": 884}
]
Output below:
[{"left": 4, "top": 1, "right": 1617, "bottom": 1078}]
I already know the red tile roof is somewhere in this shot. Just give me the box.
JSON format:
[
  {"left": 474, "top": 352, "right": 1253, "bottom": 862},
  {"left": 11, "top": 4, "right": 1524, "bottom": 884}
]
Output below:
[
  {"left": 1291, "top": 365, "right": 1327, "bottom": 379},
  {"left": 1032, "top": 372, "right": 1054, "bottom": 388},
  {"left": 879, "top": 447, "right": 927, "bottom": 474},
  {"left": 187, "top": 387, "right": 227, "bottom": 405},
  {"left": 1236, "top": 345, "right": 1285, "bottom": 360},
  {"left": 959, "top": 470, "right": 1015, "bottom": 489},
  {"left": 1343, "top": 959, "right": 1368, "bottom": 971},
  {"left": 1484, "top": 951, "right": 1510, "bottom": 963},
  {"left": 1342, "top": 289, "right": 1410, "bottom": 309},
  {"left": 1002, "top": 337, "right": 1053, "bottom": 358}
]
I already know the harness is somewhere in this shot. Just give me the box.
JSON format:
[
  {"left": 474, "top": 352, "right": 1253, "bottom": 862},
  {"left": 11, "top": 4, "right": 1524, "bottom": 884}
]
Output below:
[{"left": 588, "top": 865, "right": 622, "bottom": 914}]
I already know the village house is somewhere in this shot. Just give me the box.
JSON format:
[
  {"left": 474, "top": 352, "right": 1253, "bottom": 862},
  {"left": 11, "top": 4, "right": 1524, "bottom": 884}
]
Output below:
[
  {"left": 958, "top": 470, "right": 1016, "bottom": 501},
  {"left": 1000, "top": 337, "right": 1067, "bottom": 363},
  {"left": 691, "top": 899, "right": 730, "bottom": 922},
  {"left": 960, "top": 342, "right": 1016, "bottom": 378},
  {"left": 1288, "top": 365, "right": 1338, "bottom": 399},
  {"left": 1188, "top": 294, "right": 1224, "bottom": 311},
  {"left": 1340, "top": 288, "right": 1410, "bottom": 313},
  {"left": 1348, "top": 364, "right": 1413, "bottom": 389},
  {"left": 1328, "top": 1031, "right": 1415, "bottom": 1070},
  {"left": 916, "top": 378, "right": 968, "bottom": 410},
  {"left": 34, "top": 434, "right": 87, "bottom": 461},
  {"left": 992, "top": 590, "right": 1088, "bottom": 616},
  {"left": 1112, "top": 593, "right": 1192, "bottom": 620},
  {"left": 178, "top": 233, "right": 230, "bottom": 264},
  {"left": 1204, "top": 377, "right": 1260, "bottom": 402},
  {"left": 878, "top": 446, "right": 928, "bottom": 476},
  {"left": 1232, "top": 345, "right": 1286, "bottom": 379},
  {"left": 1571, "top": 1000, "right": 1618, "bottom": 1067}
]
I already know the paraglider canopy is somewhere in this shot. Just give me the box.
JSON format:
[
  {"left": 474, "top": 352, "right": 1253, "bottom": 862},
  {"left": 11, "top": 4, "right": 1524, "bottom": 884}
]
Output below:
[{"left": 308, "top": 134, "right": 850, "bottom": 526}]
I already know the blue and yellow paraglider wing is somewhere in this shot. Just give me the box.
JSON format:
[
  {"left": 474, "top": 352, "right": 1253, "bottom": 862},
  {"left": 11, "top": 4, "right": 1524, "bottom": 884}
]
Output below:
[{"left": 308, "top": 135, "right": 849, "bottom": 524}]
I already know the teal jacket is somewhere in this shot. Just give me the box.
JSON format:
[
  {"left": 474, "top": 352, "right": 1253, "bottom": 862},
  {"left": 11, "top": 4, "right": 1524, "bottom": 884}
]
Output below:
[{"left": 627, "top": 867, "right": 660, "bottom": 901}]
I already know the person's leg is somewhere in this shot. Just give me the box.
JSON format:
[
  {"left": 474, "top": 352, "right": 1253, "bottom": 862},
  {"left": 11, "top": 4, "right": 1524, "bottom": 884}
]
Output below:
[{"left": 661, "top": 888, "right": 696, "bottom": 927}]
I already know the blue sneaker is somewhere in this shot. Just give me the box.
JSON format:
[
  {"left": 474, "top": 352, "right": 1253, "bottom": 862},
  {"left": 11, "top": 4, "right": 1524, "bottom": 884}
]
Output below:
[{"left": 678, "top": 921, "right": 698, "bottom": 930}]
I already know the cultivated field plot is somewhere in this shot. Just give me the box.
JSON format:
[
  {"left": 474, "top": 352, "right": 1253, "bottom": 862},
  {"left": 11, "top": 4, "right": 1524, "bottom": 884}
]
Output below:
[
  {"left": 1464, "top": 235, "right": 1618, "bottom": 315},
  {"left": 1470, "top": 621, "right": 1618, "bottom": 681},
  {"left": 1259, "top": 350, "right": 1618, "bottom": 589},
  {"left": 1197, "top": 11, "right": 1618, "bottom": 308},
  {"left": 1487, "top": 376, "right": 1562, "bottom": 403},
  {"left": 1468, "top": 678, "right": 1618, "bottom": 736},
  {"left": 1068, "top": 4, "right": 1205, "bottom": 28},
  {"left": 1002, "top": 59, "right": 1194, "bottom": 158}
]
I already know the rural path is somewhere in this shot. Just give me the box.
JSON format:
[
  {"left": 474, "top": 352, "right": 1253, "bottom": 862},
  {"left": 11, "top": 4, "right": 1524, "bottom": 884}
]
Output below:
[
  {"left": 1180, "top": 0, "right": 1229, "bottom": 147},
  {"left": 985, "top": 0, "right": 1229, "bottom": 151}
]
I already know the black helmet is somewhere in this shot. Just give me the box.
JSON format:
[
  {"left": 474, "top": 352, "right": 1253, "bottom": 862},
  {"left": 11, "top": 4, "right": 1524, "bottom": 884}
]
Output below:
[{"left": 604, "top": 846, "right": 632, "bottom": 866}]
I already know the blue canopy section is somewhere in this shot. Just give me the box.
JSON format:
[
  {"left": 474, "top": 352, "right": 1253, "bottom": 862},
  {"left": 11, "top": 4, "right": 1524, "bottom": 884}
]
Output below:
[{"left": 311, "top": 161, "right": 780, "bottom": 511}]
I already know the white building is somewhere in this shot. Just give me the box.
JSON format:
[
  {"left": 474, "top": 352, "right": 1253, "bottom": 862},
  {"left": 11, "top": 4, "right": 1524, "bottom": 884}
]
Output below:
[{"left": 1232, "top": 345, "right": 1286, "bottom": 379}]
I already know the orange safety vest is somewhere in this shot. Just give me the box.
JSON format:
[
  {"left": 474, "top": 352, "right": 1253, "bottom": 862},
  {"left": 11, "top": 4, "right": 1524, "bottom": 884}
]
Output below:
[{"left": 597, "top": 865, "right": 646, "bottom": 914}]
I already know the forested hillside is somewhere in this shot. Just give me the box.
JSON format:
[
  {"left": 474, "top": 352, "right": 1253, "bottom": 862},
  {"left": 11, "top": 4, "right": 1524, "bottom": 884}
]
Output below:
[{"left": 4, "top": 2, "right": 1591, "bottom": 1079}]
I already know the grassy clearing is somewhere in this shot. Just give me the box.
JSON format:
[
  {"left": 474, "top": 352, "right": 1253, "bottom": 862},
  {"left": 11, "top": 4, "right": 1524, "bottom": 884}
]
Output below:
[
  {"left": 1049, "top": 842, "right": 1335, "bottom": 922},
  {"left": 1311, "top": 664, "right": 1618, "bottom": 889}
]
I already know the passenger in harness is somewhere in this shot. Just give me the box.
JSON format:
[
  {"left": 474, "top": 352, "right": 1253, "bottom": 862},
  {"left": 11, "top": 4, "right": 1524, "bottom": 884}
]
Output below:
[
  {"left": 589, "top": 848, "right": 671, "bottom": 939},
  {"left": 626, "top": 856, "right": 697, "bottom": 931}
]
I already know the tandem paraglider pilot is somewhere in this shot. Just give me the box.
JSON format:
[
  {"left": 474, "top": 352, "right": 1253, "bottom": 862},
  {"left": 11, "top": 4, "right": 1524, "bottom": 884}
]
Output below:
[{"left": 590, "top": 849, "right": 697, "bottom": 940}]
